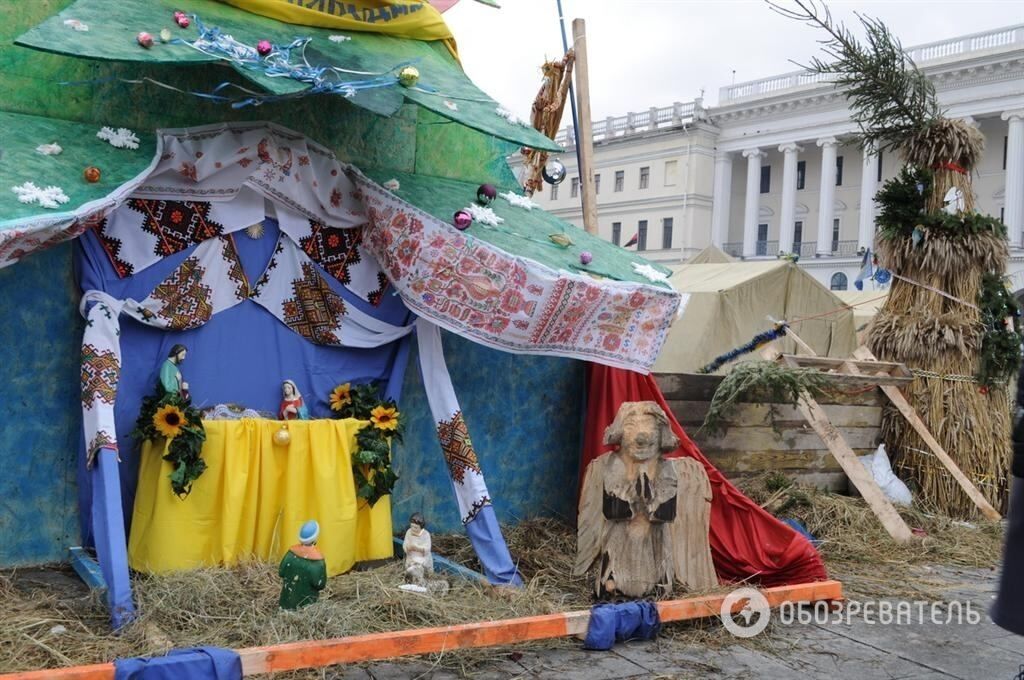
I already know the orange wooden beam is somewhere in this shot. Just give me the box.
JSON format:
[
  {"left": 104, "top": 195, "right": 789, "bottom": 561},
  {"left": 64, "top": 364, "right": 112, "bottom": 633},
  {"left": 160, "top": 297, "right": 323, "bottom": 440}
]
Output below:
[{"left": 0, "top": 580, "right": 842, "bottom": 679}]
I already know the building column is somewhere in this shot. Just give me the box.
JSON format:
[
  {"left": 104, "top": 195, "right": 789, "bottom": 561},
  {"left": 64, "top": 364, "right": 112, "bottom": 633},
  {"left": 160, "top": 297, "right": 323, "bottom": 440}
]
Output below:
[
  {"left": 778, "top": 142, "right": 803, "bottom": 254},
  {"left": 1003, "top": 110, "right": 1024, "bottom": 248},
  {"left": 816, "top": 137, "right": 838, "bottom": 255},
  {"left": 742, "top": 148, "right": 763, "bottom": 258},
  {"left": 710, "top": 151, "right": 733, "bottom": 247},
  {"left": 858, "top": 142, "right": 878, "bottom": 251}
]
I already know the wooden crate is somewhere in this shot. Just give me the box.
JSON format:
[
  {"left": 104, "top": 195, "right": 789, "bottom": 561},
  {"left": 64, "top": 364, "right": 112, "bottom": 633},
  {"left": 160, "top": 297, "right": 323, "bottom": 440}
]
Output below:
[{"left": 655, "top": 372, "right": 883, "bottom": 492}]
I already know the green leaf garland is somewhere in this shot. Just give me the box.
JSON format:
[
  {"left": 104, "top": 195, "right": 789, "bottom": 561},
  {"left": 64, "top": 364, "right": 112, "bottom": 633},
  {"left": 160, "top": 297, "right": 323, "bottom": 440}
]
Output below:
[{"left": 330, "top": 381, "right": 401, "bottom": 506}]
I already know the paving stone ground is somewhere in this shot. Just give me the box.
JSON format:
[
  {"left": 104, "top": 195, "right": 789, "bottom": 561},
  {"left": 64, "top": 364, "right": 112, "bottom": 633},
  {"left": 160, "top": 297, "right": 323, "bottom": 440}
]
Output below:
[{"left": 337, "top": 566, "right": 1024, "bottom": 680}]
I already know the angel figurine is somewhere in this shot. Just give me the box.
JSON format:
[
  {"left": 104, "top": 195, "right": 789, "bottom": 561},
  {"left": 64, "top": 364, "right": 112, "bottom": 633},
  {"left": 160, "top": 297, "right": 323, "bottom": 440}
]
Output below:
[
  {"left": 279, "top": 380, "right": 310, "bottom": 421},
  {"left": 573, "top": 401, "right": 717, "bottom": 598}
]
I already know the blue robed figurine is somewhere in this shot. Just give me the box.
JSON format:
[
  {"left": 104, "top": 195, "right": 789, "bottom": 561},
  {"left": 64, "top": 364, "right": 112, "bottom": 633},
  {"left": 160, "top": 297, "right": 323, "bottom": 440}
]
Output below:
[
  {"left": 279, "top": 380, "right": 310, "bottom": 420},
  {"left": 160, "top": 344, "right": 190, "bottom": 402}
]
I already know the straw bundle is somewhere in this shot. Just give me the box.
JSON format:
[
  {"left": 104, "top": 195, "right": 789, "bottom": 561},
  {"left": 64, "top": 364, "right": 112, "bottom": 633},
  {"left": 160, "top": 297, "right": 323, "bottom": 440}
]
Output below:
[{"left": 868, "top": 120, "right": 1012, "bottom": 517}]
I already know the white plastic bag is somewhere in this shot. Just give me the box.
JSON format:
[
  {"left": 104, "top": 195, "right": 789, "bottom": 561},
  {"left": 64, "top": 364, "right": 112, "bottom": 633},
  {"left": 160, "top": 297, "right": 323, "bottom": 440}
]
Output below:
[{"left": 858, "top": 444, "right": 912, "bottom": 506}]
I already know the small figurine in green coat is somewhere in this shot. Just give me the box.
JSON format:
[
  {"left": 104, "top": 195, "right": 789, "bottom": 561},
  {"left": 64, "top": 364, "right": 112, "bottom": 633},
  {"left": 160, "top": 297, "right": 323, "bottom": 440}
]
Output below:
[{"left": 279, "top": 520, "right": 327, "bottom": 610}]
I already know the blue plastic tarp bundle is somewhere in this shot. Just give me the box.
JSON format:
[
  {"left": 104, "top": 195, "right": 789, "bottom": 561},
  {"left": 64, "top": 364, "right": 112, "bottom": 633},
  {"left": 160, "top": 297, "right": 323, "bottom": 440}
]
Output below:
[
  {"left": 114, "top": 646, "right": 242, "bottom": 680},
  {"left": 582, "top": 601, "right": 661, "bottom": 651}
]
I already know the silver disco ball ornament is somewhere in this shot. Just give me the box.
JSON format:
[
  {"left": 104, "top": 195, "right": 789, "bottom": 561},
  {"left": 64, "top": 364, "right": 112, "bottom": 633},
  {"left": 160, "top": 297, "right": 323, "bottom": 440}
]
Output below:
[{"left": 542, "top": 158, "right": 567, "bottom": 185}]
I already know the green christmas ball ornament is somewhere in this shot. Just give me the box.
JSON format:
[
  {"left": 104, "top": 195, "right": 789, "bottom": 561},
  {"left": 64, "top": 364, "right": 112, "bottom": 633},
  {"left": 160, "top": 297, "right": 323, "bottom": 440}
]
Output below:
[{"left": 398, "top": 66, "right": 420, "bottom": 88}]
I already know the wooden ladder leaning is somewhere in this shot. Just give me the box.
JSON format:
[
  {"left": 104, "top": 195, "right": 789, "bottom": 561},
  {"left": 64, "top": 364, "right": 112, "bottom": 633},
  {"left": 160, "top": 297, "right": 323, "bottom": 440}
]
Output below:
[{"left": 760, "top": 332, "right": 1000, "bottom": 543}]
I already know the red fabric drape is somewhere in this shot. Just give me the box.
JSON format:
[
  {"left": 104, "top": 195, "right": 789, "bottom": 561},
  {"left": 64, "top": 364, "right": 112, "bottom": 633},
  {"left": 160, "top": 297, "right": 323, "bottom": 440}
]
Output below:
[{"left": 582, "top": 363, "right": 827, "bottom": 587}]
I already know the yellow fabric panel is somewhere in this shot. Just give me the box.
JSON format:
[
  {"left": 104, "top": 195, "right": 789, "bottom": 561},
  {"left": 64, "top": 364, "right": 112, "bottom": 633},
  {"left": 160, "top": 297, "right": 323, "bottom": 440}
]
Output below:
[
  {"left": 129, "top": 419, "right": 393, "bottom": 577},
  {"left": 653, "top": 262, "right": 857, "bottom": 374},
  {"left": 219, "top": 0, "right": 459, "bottom": 59}
]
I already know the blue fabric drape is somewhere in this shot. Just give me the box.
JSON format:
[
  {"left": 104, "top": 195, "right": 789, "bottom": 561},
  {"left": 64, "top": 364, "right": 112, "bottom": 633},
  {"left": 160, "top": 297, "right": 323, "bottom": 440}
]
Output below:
[
  {"left": 114, "top": 646, "right": 241, "bottom": 680},
  {"left": 75, "top": 220, "right": 411, "bottom": 546}
]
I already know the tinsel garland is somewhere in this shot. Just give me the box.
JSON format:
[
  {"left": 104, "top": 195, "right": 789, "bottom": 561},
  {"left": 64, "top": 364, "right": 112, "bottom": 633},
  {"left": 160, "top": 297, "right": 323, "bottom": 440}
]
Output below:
[{"left": 698, "top": 323, "right": 788, "bottom": 374}]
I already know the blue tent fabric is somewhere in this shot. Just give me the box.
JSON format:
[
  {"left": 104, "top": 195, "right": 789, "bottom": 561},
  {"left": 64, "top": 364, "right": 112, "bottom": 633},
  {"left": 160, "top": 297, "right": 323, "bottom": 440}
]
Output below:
[
  {"left": 114, "top": 647, "right": 241, "bottom": 680},
  {"left": 781, "top": 518, "right": 822, "bottom": 548},
  {"left": 74, "top": 219, "right": 412, "bottom": 546},
  {"left": 582, "top": 601, "right": 661, "bottom": 651}
]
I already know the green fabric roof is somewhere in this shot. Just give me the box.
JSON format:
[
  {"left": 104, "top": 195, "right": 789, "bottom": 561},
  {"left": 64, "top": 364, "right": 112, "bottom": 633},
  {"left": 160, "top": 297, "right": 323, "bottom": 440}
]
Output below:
[
  {"left": 16, "top": 0, "right": 559, "bottom": 153},
  {"left": 362, "top": 168, "right": 672, "bottom": 288},
  {"left": 0, "top": 110, "right": 156, "bottom": 229}
]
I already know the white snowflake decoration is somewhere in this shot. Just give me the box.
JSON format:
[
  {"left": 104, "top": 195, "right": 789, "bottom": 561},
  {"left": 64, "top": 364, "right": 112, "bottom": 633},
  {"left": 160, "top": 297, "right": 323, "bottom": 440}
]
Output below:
[
  {"left": 340, "top": 85, "right": 357, "bottom": 99},
  {"left": 96, "top": 126, "right": 140, "bottom": 150},
  {"left": 63, "top": 19, "right": 89, "bottom": 31},
  {"left": 444, "top": 100, "right": 459, "bottom": 111},
  {"left": 496, "top": 106, "right": 529, "bottom": 127},
  {"left": 631, "top": 262, "right": 670, "bottom": 284},
  {"left": 383, "top": 179, "right": 401, "bottom": 191},
  {"left": 35, "top": 143, "right": 63, "bottom": 156},
  {"left": 499, "top": 191, "right": 539, "bottom": 211},
  {"left": 328, "top": 35, "right": 352, "bottom": 43},
  {"left": 12, "top": 182, "right": 70, "bottom": 210},
  {"left": 463, "top": 203, "right": 504, "bottom": 226}
]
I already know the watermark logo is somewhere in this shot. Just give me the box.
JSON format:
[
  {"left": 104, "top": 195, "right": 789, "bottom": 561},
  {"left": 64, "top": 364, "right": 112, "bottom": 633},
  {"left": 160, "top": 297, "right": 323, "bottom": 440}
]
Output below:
[
  {"left": 719, "top": 587, "right": 771, "bottom": 638},
  {"left": 719, "top": 587, "right": 983, "bottom": 638}
]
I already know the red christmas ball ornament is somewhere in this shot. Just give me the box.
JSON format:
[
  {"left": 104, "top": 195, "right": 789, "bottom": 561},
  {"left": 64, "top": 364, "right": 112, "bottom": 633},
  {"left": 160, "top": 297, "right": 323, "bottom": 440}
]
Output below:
[
  {"left": 173, "top": 10, "right": 185, "bottom": 20},
  {"left": 256, "top": 40, "right": 273, "bottom": 57},
  {"left": 176, "top": 15, "right": 190, "bottom": 28},
  {"left": 137, "top": 32, "right": 154, "bottom": 48},
  {"left": 453, "top": 210, "right": 472, "bottom": 231},
  {"left": 83, "top": 166, "right": 101, "bottom": 183},
  {"left": 579, "top": 251, "right": 593, "bottom": 265},
  {"left": 476, "top": 183, "right": 497, "bottom": 205}
]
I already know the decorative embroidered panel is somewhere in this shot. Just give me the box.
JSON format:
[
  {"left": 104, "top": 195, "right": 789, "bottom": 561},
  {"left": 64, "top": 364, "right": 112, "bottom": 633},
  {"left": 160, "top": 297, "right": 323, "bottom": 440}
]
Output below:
[
  {"left": 282, "top": 261, "right": 348, "bottom": 345},
  {"left": 81, "top": 342, "right": 120, "bottom": 410},
  {"left": 356, "top": 178, "right": 681, "bottom": 373},
  {"left": 437, "top": 410, "right": 482, "bottom": 485}
]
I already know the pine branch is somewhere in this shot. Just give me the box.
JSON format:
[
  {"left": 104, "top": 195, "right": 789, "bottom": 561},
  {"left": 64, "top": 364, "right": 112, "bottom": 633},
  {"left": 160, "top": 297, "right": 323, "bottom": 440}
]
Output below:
[{"left": 766, "top": 0, "right": 942, "bottom": 152}]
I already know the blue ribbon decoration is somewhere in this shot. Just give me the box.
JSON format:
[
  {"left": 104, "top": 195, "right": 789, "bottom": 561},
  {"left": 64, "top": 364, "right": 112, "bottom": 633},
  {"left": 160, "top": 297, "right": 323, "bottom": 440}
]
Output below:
[{"left": 698, "top": 322, "right": 789, "bottom": 374}]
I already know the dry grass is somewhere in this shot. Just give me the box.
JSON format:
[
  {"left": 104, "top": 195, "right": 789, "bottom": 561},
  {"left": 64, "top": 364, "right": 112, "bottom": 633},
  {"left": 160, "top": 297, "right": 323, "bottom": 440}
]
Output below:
[{"left": 0, "top": 489, "right": 1006, "bottom": 677}]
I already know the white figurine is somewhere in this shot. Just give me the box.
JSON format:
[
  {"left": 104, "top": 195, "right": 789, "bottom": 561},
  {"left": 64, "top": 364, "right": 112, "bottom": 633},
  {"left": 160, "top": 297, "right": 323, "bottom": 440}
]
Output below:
[{"left": 402, "top": 512, "right": 433, "bottom": 588}]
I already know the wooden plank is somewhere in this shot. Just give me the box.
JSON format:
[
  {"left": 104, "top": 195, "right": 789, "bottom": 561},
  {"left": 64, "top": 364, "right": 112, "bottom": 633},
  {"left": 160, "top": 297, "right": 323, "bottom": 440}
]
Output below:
[
  {"left": 761, "top": 342, "right": 914, "bottom": 543},
  {"left": 700, "top": 449, "right": 861, "bottom": 473},
  {"left": 850, "top": 347, "right": 1002, "bottom": 521},
  {"left": 655, "top": 373, "right": 884, "bottom": 407},
  {"left": 667, "top": 401, "right": 881, "bottom": 429},
  {"left": 0, "top": 581, "right": 843, "bottom": 679},
  {"left": 700, "top": 426, "right": 881, "bottom": 452}
]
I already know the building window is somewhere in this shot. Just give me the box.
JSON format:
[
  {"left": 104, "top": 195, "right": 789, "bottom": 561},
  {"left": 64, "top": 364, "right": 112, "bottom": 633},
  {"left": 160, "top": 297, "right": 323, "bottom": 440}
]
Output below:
[
  {"left": 662, "top": 218, "right": 674, "bottom": 250},
  {"left": 756, "top": 223, "right": 769, "bottom": 256},
  {"left": 835, "top": 156, "right": 844, "bottom": 186},
  {"left": 832, "top": 218, "right": 841, "bottom": 252},
  {"left": 793, "top": 220, "right": 803, "bottom": 251},
  {"left": 877, "top": 151, "right": 884, "bottom": 182},
  {"left": 664, "top": 160, "right": 678, "bottom": 186},
  {"left": 1005, "top": 136, "right": 1009, "bottom": 170},
  {"left": 830, "top": 272, "right": 848, "bottom": 291},
  {"left": 1001, "top": 207, "right": 1005, "bottom": 223},
  {"left": 570, "top": 177, "right": 579, "bottom": 198},
  {"left": 550, "top": 183, "right": 558, "bottom": 200},
  {"left": 612, "top": 222, "right": 622, "bottom": 246},
  {"left": 796, "top": 160, "right": 806, "bottom": 190},
  {"left": 614, "top": 170, "right": 624, "bottom": 192},
  {"left": 639, "top": 166, "right": 650, "bottom": 190},
  {"left": 594, "top": 173, "right": 601, "bottom": 194},
  {"left": 638, "top": 220, "right": 648, "bottom": 251},
  {"left": 760, "top": 165, "right": 771, "bottom": 193}
]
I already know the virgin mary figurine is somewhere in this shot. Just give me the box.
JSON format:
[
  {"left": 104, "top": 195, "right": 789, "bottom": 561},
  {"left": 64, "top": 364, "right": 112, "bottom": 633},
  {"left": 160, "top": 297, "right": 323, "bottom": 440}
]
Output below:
[{"left": 279, "top": 380, "right": 310, "bottom": 421}]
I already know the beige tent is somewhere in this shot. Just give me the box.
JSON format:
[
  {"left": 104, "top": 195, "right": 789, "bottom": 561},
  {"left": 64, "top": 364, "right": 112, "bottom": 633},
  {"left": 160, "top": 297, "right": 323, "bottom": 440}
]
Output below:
[
  {"left": 653, "top": 261, "right": 857, "bottom": 374},
  {"left": 834, "top": 289, "right": 889, "bottom": 332},
  {"left": 687, "top": 245, "right": 736, "bottom": 264}
]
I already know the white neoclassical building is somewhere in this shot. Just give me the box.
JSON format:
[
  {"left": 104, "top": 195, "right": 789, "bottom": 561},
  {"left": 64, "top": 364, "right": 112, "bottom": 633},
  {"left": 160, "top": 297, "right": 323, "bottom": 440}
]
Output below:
[{"left": 514, "top": 23, "right": 1024, "bottom": 292}]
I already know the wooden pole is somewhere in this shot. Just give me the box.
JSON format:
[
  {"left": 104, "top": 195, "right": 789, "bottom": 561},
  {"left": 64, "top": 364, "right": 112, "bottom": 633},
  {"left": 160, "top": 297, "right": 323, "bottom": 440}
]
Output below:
[
  {"left": 0, "top": 581, "right": 842, "bottom": 679},
  {"left": 850, "top": 346, "right": 1001, "bottom": 521},
  {"left": 571, "top": 18, "right": 599, "bottom": 235}
]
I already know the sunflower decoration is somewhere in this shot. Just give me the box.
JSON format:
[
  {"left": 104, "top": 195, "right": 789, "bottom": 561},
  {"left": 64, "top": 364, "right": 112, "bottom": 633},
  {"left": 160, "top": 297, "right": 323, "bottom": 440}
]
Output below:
[
  {"left": 132, "top": 381, "right": 207, "bottom": 499},
  {"left": 153, "top": 404, "right": 186, "bottom": 438},
  {"left": 370, "top": 404, "right": 400, "bottom": 432},
  {"left": 328, "top": 381, "right": 402, "bottom": 505},
  {"left": 329, "top": 382, "right": 353, "bottom": 412}
]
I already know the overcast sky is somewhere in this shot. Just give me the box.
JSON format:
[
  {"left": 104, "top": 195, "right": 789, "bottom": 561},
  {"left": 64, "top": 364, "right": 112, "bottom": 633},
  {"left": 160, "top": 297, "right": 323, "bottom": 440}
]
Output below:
[{"left": 445, "top": 0, "right": 1024, "bottom": 124}]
